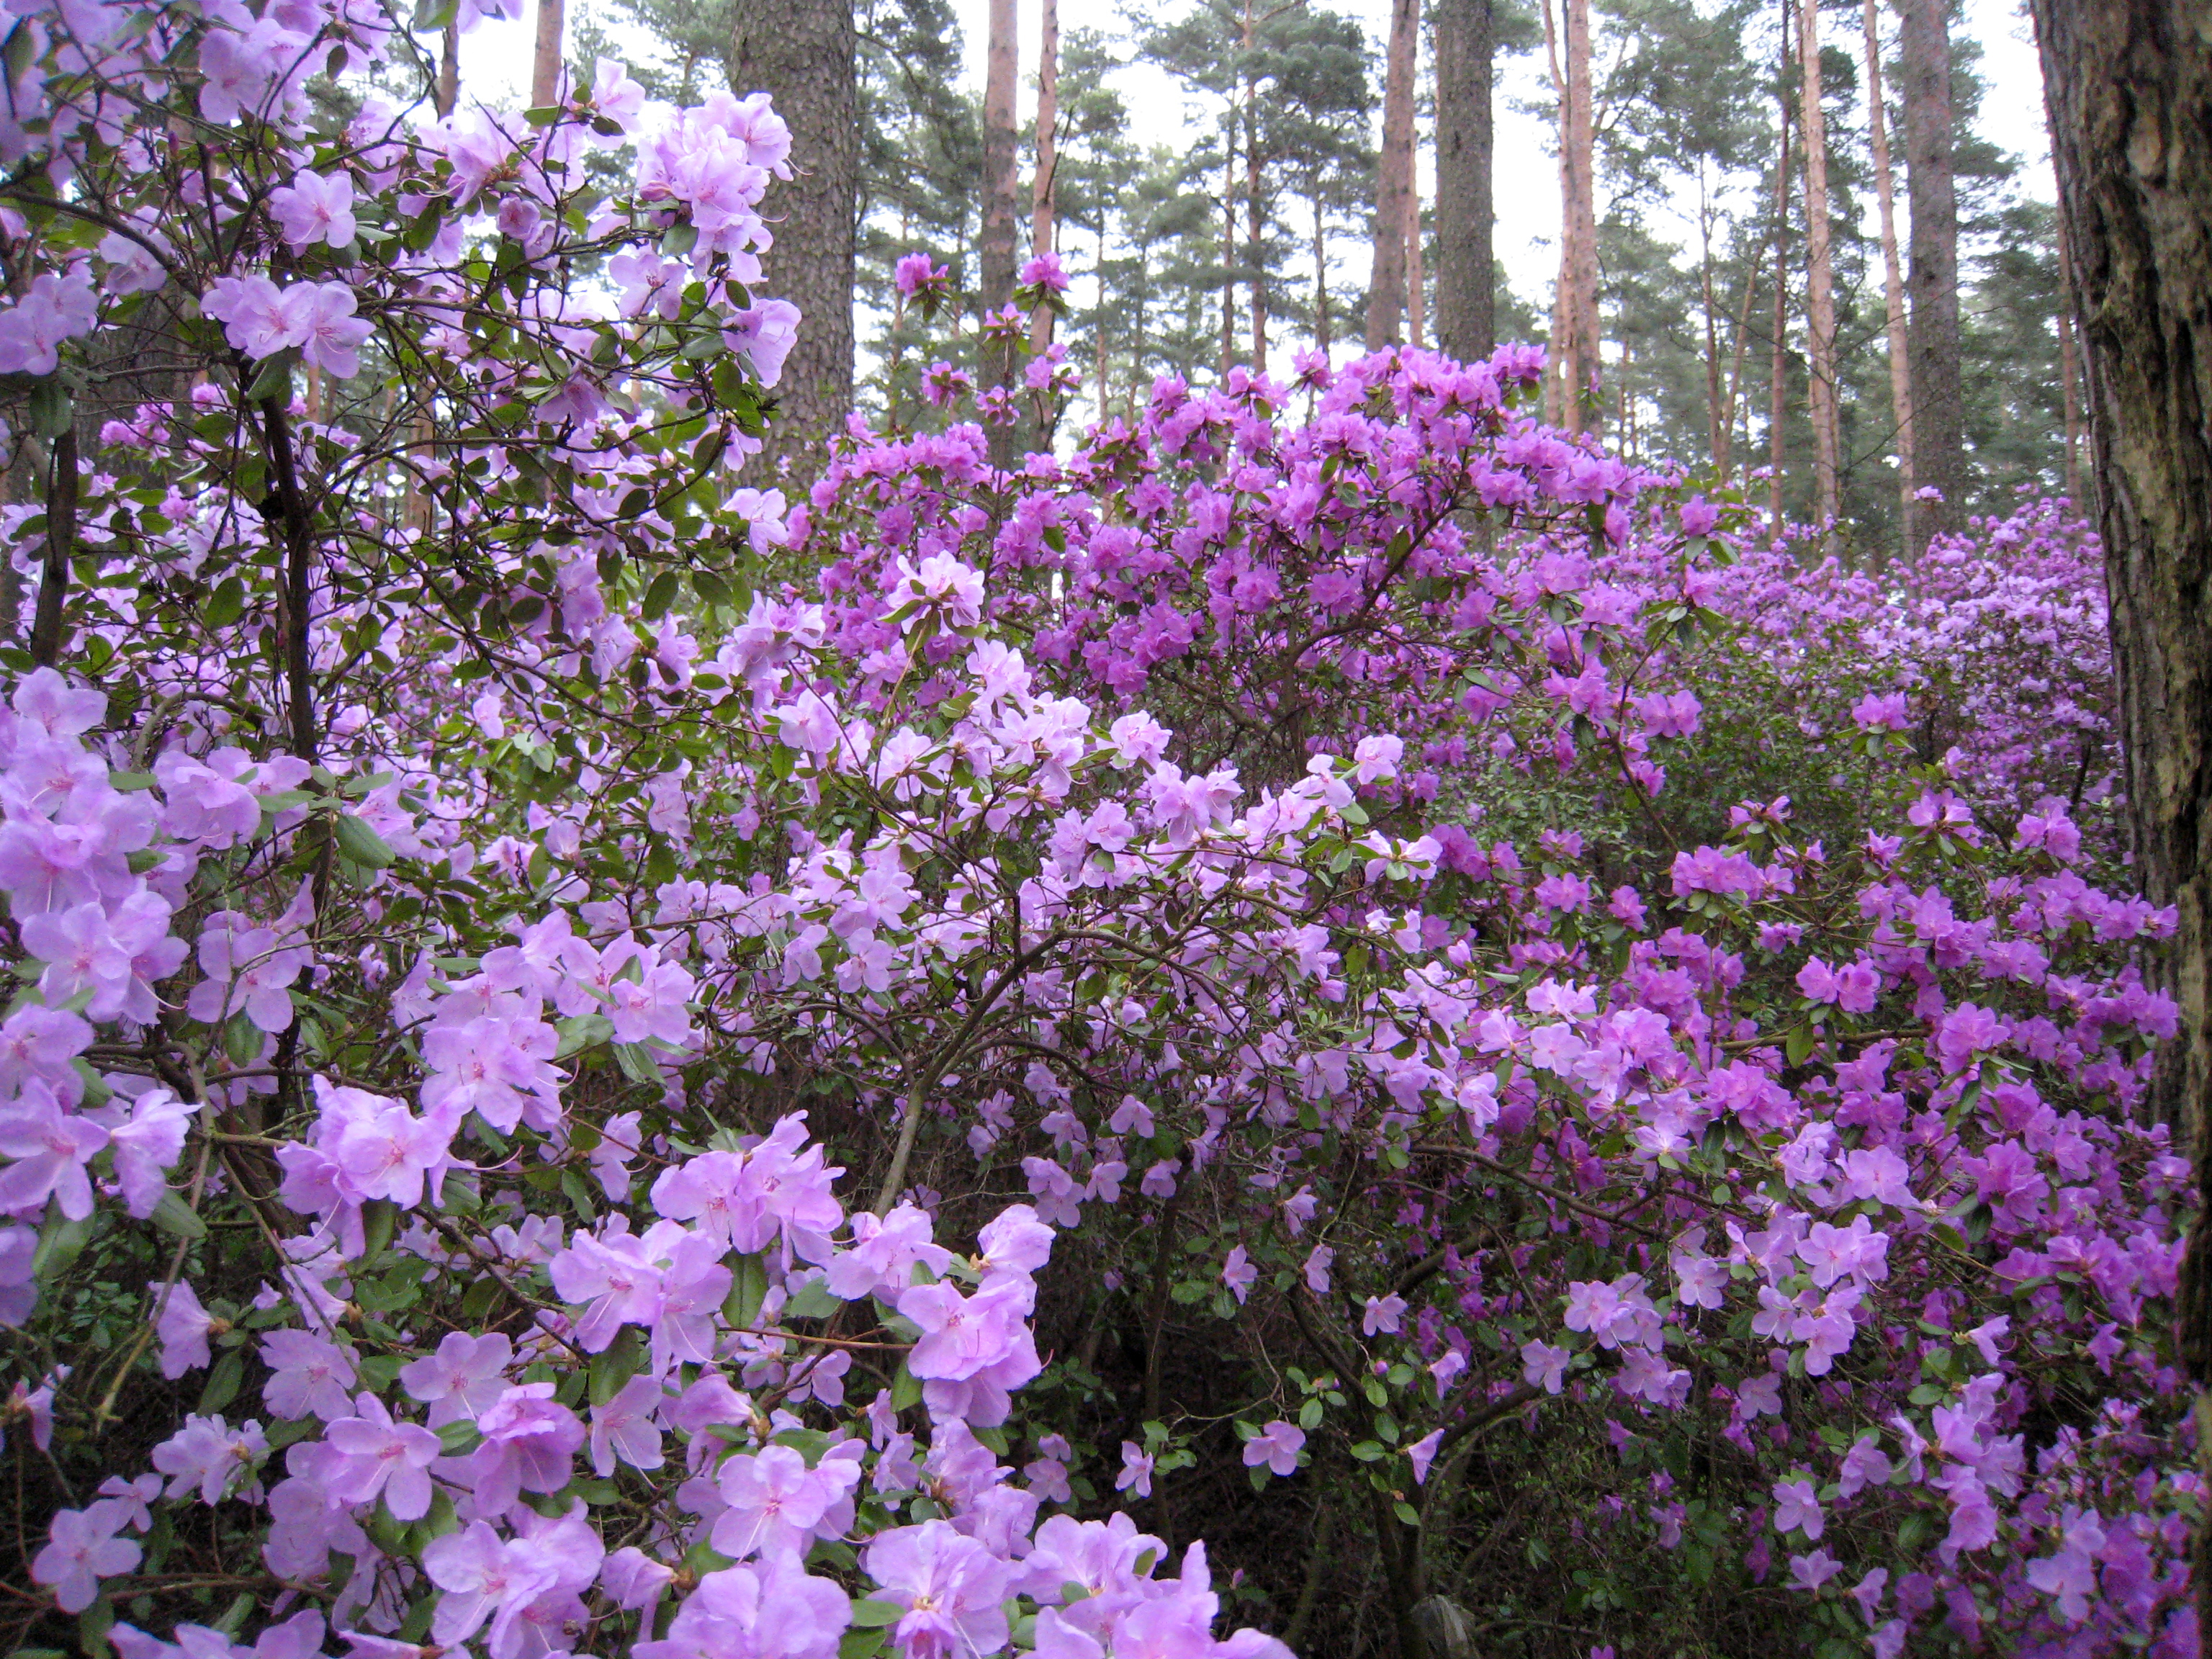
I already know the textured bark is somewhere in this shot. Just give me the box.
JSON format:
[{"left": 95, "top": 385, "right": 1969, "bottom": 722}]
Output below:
[
  {"left": 1406, "top": 171, "right": 1424, "bottom": 348},
  {"left": 1766, "top": 58, "right": 1792, "bottom": 527},
  {"left": 2028, "top": 0, "right": 2212, "bottom": 1631},
  {"left": 26, "top": 431, "right": 74, "bottom": 669},
  {"left": 1243, "top": 0, "right": 1267, "bottom": 372},
  {"left": 1432, "top": 0, "right": 1496, "bottom": 363},
  {"left": 1797, "top": 0, "right": 1840, "bottom": 526},
  {"left": 1863, "top": 0, "right": 1917, "bottom": 559},
  {"left": 1540, "top": 0, "right": 1565, "bottom": 425},
  {"left": 1899, "top": 0, "right": 1962, "bottom": 544},
  {"left": 730, "top": 0, "right": 857, "bottom": 482},
  {"left": 979, "top": 0, "right": 1018, "bottom": 464},
  {"left": 1700, "top": 164, "right": 1723, "bottom": 464},
  {"left": 1030, "top": 0, "right": 1058, "bottom": 356},
  {"left": 1220, "top": 154, "right": 1237, "bottom": 377},
  {"left": 436, "top": 20, "right": 458, "bottom": 117},
  {"left": 1366, "top": 0, "right": 1419, "bottom": 350},
  {"left": 530, "top": 0, "right": 564, "bottom": 107},
  {"left": 2058, "top": 215, "right": 2084, "bottom": 502},
  {"left": 1560, "top": 0, "right": 1599, "bottom": 431},
  {"left": 1312, "top": 190, "right": 1333, "bottom": 353}
]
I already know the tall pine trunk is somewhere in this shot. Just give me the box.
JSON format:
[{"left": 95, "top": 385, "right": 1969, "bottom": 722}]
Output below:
[
  {"left": 980, "top": 0, "right": 1020, "bottom": 465},
  {"left": 1221, "top": 153, "right": 1238, "bottom": 377},
  {"left": 731, "top": 0, "right": 858, "bottom": 482},
  {"left": 1542, "top": 0, "right": 1567, "bottom": 424},
  {"left": 1700, "top": 162, "right": 1724, "bottom": 465},
  {"left": 531, "top": 0, "right": 564, "bottom": 106},
  {"left": 1797, "top": 0, "right": 1840, "bottom": 526},
  {"left": 1407, "top": 173, "right": 1424, "bottom": 348},
  {"left": 1433, "top": 0, "right": 1496, "bottom": 362},
  {"left": 2027, "top": 0, "right": 2212, "bottom": 1632},
  {"left": 1766, "top": 40, "right": 1792, "bottom": 527},
  {"left": 1367, "top": 0, "right": 1419, "bottom": 349},
  {"left": 1244, "top": 0, "right": 1267, "bottom": 372},
  {"left": 1561, "top": 0, "right": 1599, "bottom": 431},
  {"left": 2057, "top": 214, "right": 2085, "bottom": 503},
  {"left": 1863, "top": 0, "right": 1917, "bottom": 559},
  {"left": 1899, "top": 0, "right": 1962, "bottom": 544},
  {"left": 1030, "top": 0, "right": 1057, "bottom": 356},
  {"left": 1312, "top": 184, "right": 1333, "bottom": 353}
]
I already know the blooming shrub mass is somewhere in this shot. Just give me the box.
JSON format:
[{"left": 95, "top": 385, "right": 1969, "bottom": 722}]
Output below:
[{"left": 0, "top": 2, "right": 2192, "bottom": 1657}]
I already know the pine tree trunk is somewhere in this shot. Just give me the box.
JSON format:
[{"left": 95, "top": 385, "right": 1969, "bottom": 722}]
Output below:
[
  {"left": 1407, "top": 174, "right": 1424, "bottom": 349},
  {"left": 1542, "top": 0, "right": 1567, "bottom": 423},
  {"left": 1030, "top": 0, "right": 1058, "bottom": 357},
  {"left": 1433, "top": 0, "right": 1496, "bottom": 362},
  {"left": 1721, "top": 234, "right": 1764, "bottom": 477},
  {"left": 980, "top": 0, "right": 1019, "bottom": 464},
  {"left": 2057, "top": 215, "right": 2084, "bottom": 503},
  {"left": 1797, "top": 0, "right": 1840, "bottom": 527},
  {"left": 1367, "top": 0, "right": 1419, "bottom": 350},
  {"left": 1863, "top": 0, "right": 1917, "bottom": 559},
  {"left": 1313, "top": 186, "right": 1333, "bottom": 353},
  {"left": 1766, "top": 53, "right": 1792, "bottom": 526},
  {"left": 531, "top": 0, "right": 564, "bottom": 106},
  {"left": 2028, "top": 0, "right": 2212, "bottom": 1633},
  {"left": 1221, "top": 154, "right": 1238, "bottom": 377},
  {"left": 437, "top": 20, "right": 458, "bottom": 117},
  {"left": 1700, "top": 163, "right": 1724, "bottom": 465},
  {"left": 730, "top": 0, "right": 857, "bottom": 483},
  {"left": 1899, "top": 0, "right": 1963, "bottom": 544},
  {"left": 1562, "top": 0, "right": 1599, "bottom": 432}
]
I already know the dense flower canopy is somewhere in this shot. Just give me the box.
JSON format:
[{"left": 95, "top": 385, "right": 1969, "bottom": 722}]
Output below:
[{"left": 0, "top": 0, "right": 2189, "bottom": 1655}]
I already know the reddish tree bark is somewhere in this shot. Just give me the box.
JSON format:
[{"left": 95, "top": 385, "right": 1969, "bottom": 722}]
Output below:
[
  {"left": 2028, "top": 0, "right": 2212, "bottom": 1629},
  {"left": 1863, "top": 0, "right": 1917, "bottom": 558},
  {"left": 1366, "top": 0, "right": 1419, "bottom": 350},
  {"left": 1798, "top": 0, "right": 1840, "bottom": 526},
  {"left": 730, "top": 0, "right": 856, "bottom": 483},
  {"left": 1899, "top": 0, "right": 1962, "bottom": 544},
  {"left": 1433, "top": 0, "right": 1496, "bottom": 363}
]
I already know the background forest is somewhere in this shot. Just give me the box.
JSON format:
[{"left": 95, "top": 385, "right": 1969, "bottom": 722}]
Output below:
[{"left": 567, "top": 0, "right": 2074, "bottom": 561}]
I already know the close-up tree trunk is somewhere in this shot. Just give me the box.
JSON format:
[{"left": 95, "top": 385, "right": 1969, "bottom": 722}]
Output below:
[
  {"left": 1561, "top": 0, "right": 1599, "bottom": 431},
  {"left": 1366, "top": 0, "right": 1419, "bottom": 350},
  {"left": 1899, "top": 0, "right": 1962, "bottom": 547},
  {"left": 729, "top": 0, "right": 856, "bottom": 487},
  {"left": 1797, "top": 0, "right": 1840, "bottom": 527},
  {"left": 1863, "top": 0, "right": 1916, "bottom": 559},
  {"left": 981, "top": 0, "right": 1020, "bottom": 466},
  {"left": 2030, "top": 0, "right": 2212, "bottom": 1622},
  {"left": 1432, "top": 0, "right": 1496, "bottom": 364}
]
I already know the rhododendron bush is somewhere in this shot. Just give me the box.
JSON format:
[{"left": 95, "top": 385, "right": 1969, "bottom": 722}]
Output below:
[{"left": 0, "top": 4, "right": 2192, "bottom": 1657}]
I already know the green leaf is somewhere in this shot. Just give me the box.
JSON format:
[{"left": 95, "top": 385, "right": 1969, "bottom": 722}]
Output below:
[
  {"left": 554, "top": 1012, "right": 616, "bottom": 1058},
  {"left": 891, "top": 1359, "right": 922, "bottom": 1412},
  {"left": 335, "top": 813, "right": 398, "bottom": 868},
  {"left": 359, "top": 1197, "right": 398, "bottom": 1259},
  {"left": 847, "top": 1601, "right": 904, "bottom": 1629},
  {"left": 837, "top": 1632, "right": 886, "bottom": 1659},
  {"left": 76, "top": 1599, "right": 114, "bottom": 1659},
  {"left": 148, "top": 1191, "right": 205, "bottom": 1241},
  {"left": 783, "top": 1277, "right": 840, "bottom": 1320},
  {"left": 436, "top": 1420, "right": 482, "bottom": 1456},
  {"left": 614, "top": 1042, "right": 662, "bottom": 1084},
  {"left": 32, "top": 1208, "right": 91, "bottom": 1283},
  {"left": 722, "top": 1253, "right": 768, "bottom": 1330},
  {"left": 244, "top": 351, "right": 296, "bottom": 405},
  {"left": 27, "top": 378, "right": 70, "bottom": 439},
  {"left": 198, "top": 1349, "right": 243, "bottom": 1415},
  {"left": 589, "top": 1326, "right": 644, "bottom": 1406}
]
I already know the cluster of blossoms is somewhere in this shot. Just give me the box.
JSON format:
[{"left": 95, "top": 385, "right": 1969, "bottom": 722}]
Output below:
[{"left": 0, "top": 0, "right": 2192, "bottom": 1645}]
